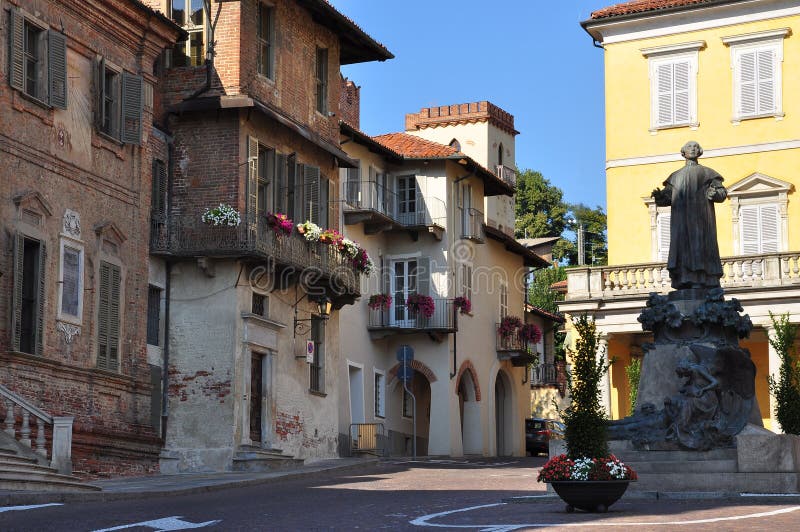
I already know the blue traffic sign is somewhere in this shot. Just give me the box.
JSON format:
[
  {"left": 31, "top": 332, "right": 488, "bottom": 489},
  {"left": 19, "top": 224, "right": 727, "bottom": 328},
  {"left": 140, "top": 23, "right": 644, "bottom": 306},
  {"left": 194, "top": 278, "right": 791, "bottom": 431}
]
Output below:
[
  {"left": 396, "top": 345, "right": 414, "bottom": 363},
  {"left": 397, "top": 365, "right": 414, "bottom": 383}
]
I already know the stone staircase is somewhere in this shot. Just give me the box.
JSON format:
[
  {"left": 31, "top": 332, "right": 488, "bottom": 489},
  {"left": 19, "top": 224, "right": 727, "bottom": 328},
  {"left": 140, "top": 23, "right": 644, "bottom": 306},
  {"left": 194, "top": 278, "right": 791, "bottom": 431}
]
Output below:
[
  {"left": 0, "top": 433, "right": 99, "bottom": 492},
  {"left": 232, "top": 445, "right": 304, "bottom": 472}
]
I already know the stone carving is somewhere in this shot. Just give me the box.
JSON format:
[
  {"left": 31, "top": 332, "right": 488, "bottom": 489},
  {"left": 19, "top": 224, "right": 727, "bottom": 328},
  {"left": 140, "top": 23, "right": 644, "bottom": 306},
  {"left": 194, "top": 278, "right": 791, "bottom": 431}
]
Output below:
[
  {"left": 63, "top": 209, "right": 81, "bottom": 238},
  {"left": 651, "top": 141, "right": 726, "bottom": 290},
  {"left": 56, "top": 321, "right": 81, "bottom": 344}
]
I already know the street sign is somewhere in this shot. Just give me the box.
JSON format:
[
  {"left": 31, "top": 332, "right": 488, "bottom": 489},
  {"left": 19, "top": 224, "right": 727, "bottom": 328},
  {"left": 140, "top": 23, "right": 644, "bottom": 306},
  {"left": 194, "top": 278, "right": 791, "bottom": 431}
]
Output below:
[
  {"left": 305, "top": 340, "right": 315, "bottom": 363},
  {"left": 397, "top": 365, "right": 414, "bottom": 383},
  {"left": 396, "top": 345, "right": 414, "bottom": 363}
]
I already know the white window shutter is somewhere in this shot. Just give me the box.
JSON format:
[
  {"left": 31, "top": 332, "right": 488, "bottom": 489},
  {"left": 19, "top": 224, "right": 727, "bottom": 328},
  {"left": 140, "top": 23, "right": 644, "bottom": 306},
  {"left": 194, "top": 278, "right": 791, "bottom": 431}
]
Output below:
[
  {"left": 657, "top": 212, "right": 671, "bottom": 262},
  {"left": 739, "top": 50, "right": 757, "bottom": 117},
  {"left": 757, "top": 48, "right": 775, "bottom": 114},
  {"left": 759, "top": 204, "right": 779, "bottom": 253},
  {"left": 740, "top": 205, "right": 760, "bottom": 254},
  {"left": 656, "top": 63, "right": 674, "bottom": 126},
  {"left": 673, "top": 61, "right": 690, "bottom": 123}
]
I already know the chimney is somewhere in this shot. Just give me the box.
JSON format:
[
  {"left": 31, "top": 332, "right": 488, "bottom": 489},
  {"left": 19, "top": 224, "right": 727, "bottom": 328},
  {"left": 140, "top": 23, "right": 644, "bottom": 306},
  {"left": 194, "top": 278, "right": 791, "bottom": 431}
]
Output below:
[{"left": 338, "top": 76, "right": 360, "bottom": 129}]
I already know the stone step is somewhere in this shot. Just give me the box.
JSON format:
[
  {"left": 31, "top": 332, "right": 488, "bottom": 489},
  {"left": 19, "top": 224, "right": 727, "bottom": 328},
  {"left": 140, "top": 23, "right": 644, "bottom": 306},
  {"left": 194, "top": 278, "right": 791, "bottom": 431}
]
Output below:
[
  {"left": 626, "top": 459, "right": 738, "bottom": 474},
  {"left": 0, "top": 472, "right": 101, "bottom": 492},
  {"left": 232, "top": 446, "right": 303, "bottom": 473},
  {"left": 0, "top": 453, "right": 40, "bottom": 466},
  {"left": 0, "top": 461, "right": 61, "bottom": 475},
  {"left": 628, "top": 472, "right": 800, "bottom": 493}
]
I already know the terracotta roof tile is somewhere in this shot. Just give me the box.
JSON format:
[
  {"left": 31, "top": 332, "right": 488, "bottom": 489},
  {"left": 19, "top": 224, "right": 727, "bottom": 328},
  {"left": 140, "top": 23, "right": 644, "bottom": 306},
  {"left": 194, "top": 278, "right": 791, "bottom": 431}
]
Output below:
[
  {"left": 372, "top": 132, "right": 461, "bottom": 159},
  {"left": 590, "top": 0, "right": 720, "bottom": 20}
]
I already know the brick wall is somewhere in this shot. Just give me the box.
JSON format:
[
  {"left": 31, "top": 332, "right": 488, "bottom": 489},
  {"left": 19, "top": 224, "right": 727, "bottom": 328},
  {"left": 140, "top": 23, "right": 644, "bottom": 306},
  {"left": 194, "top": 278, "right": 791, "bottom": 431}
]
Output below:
[
  {"left": 339, "top": 76, "right": 360, "bottom": 129},
  {"left": 0, "top": 0, "right": 180, "bottom": 476}
]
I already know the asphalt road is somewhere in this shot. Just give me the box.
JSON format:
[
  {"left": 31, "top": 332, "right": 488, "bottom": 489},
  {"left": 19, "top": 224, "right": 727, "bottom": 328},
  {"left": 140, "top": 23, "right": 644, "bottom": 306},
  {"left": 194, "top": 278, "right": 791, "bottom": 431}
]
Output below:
[{"left": 3, "top": 457, "right": 800, "bottom": 531}]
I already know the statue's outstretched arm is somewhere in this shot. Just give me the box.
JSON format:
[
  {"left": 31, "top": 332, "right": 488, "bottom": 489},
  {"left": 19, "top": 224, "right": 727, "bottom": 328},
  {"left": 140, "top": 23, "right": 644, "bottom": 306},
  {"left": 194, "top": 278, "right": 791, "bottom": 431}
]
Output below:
[
  {"left": 652, "top": 184, "right": 672, "bottom": 207},
  {"left": 707, "top": 178, "right": 727, "bottom": 203}
]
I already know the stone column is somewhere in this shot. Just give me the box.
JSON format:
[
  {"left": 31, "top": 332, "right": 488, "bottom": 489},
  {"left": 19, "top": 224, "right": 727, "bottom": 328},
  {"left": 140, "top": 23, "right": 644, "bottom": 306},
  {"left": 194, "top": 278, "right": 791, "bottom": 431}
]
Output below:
[
  {"left": 597, "top": 333, "right": 612, "bottom": 417},
  {"left": 766, "top": 325, "right": 782, "bottom": 433},
  {"left": 51, "top": 417, "right": 74, "bottom": 475}
]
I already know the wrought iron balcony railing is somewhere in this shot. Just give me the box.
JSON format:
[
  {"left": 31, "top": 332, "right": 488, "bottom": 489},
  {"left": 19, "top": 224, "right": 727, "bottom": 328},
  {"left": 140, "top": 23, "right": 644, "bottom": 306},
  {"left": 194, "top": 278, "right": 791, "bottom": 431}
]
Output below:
[
  {"left": 344, "top": 179, "right": 396, "bottom": 221},
  {"left": 496, "top": 326, "right": 525, "bottom": 352},
  {"left": 150, "top": 213, "right": 360, "bottom": 295},
  {"left": 343, "top": 180, "right": 446, "bottom": 233},
  {"left": 367, "top": 298, "right": 457, "bottom": 334},
  {"left": 495, "top": 165, "right": 516, "bottom": 188},
  {"left": 530, "top": 363, "right": 559, "bottom": 386},
  {"left": 461, "top": 208, "right": 484, "bottom": 242}
]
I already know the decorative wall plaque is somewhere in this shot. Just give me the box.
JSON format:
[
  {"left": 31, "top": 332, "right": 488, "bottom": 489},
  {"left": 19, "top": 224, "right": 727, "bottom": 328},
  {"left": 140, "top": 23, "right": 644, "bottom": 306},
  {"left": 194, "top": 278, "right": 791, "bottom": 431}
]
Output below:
[
  {"left": 63, "top": 209, "right": 81, "bottom": 239},
  {"left": 57, "top": 321, "right": 81, "bottom": 344}
]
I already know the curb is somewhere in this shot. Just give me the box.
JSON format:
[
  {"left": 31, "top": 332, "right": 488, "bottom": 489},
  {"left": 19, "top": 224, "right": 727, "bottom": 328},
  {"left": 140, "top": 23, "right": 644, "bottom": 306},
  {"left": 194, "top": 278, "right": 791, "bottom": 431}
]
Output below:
[{"left": 0, "top": 458, "right": 380, "bottom": 506}]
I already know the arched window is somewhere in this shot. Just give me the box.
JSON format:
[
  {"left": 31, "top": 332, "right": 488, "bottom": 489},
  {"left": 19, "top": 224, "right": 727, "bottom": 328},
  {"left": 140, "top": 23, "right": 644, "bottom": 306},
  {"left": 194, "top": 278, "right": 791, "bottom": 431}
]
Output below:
[
  {"left": 498, "top": 143, "right": 504, "bottom": 166},
  {"left": 449, "top": 138, "right": 461, "bottom": 152}
]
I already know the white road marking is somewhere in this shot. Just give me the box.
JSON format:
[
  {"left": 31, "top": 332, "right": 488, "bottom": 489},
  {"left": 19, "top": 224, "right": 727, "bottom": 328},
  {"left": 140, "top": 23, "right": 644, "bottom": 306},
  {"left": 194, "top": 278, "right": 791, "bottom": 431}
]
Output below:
[
  {"left": 410, "top": 502, "right": 800, "bottom": 528},
  {"left": 0, "top": 503, "right": 64, "bottom": 513},
  {"left": 91, "top": 516, "right": 221, "bottom": 531}
]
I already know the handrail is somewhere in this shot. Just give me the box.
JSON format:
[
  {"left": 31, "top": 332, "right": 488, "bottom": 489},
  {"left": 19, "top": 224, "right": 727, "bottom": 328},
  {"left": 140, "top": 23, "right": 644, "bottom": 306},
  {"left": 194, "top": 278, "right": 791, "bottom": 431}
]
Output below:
[{"left": 0, "top": 383, "right": 52, "bottom": 423}]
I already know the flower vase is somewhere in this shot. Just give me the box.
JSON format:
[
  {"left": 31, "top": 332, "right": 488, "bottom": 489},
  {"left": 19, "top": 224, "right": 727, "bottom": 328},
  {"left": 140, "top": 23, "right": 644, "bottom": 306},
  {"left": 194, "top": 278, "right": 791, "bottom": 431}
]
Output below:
[{"left": 548, "top": 480, "right": 632, "bottom": 513}]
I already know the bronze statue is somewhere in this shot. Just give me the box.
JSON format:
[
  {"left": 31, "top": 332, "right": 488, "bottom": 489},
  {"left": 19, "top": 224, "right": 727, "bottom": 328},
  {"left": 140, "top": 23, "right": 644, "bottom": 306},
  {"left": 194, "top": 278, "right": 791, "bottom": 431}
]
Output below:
[{"left": 652, "top": 141, "right": 727, "bottom": 289}]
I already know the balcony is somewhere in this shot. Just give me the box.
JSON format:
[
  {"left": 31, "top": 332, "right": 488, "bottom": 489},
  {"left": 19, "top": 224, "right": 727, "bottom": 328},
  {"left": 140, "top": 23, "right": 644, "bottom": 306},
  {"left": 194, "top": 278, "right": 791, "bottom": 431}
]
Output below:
[
  {"left": 496, "top": 326, "right": 536, "bottom": 366},
  {"left": 150, "top": 213, "right": 361, "bottom": 298},
  {"left": 343, "top": 180, "right": 446, "bottom": 240},
  {"left": 367, "top": 298, "right": 457, "bottom": 339},
  {"left": 461, "top": 208, "right": 484, "bottom": 242},
  {"left": 495, "top": 165, "right": 516, "bottom": 188},
  {"left": 530, "top": 362, "right": 560, "bottom": 386},
  {"left": 564, "top": 251, "right": 800, "bottom": 302}
]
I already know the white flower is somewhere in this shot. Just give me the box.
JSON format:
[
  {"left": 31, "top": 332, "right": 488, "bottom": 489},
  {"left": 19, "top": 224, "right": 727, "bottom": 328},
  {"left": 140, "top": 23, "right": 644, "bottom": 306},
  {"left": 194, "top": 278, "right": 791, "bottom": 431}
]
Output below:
[
  {"left": 297, "top": 221, "right": 321, "bottom": 242},
  {"left": 202, "top": 203, "right": 241, "bottom": 226}
]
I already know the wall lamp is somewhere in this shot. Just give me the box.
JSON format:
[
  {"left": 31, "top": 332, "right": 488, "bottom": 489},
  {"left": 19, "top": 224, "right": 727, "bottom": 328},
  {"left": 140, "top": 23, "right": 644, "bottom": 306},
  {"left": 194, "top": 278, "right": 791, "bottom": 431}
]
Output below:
[{"left": 293, "top": 295, "right": 332, "bottom": 337}]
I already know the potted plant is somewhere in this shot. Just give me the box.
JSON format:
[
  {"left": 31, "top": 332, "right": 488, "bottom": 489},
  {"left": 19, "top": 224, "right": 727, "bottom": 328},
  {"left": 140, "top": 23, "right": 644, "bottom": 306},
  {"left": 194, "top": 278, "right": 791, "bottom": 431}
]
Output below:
[
  {"left": 406, "top": 294, "right": 435, "bottom": 322},
  {"left": 352, "top": 247, "right": 374, "bottom": 275},
  {"left": 453, "top": 296, "right": 472, "bottom": 315},
  {"left": 266, "top": 212, "right": 293, "bottom": 237},
  {"left": 498, "top": 315, "right": 522, "bottom": 337},
  {"left": 296, "top": 220, "right": 321, "bottom": 242},
  {"left": 202, "top": 203, "right": 241, "bottom": 227},
  {"left": 368, "top": 294, "right": 392, "bottom": 312},
  {"left": 519, "top": 323, "right": 542, "bottom": 345},
  {"left": 537, "top": 315, "right": 636, "bottom": 513}
]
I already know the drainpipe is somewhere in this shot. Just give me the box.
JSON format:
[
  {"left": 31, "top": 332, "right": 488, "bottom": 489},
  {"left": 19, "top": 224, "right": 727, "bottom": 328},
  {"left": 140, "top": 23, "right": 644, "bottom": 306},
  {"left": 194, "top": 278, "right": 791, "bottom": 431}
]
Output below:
[
  {"left": 160, "top": 140, "right": 175, "bottom": 439},
  {"left": 450, "top": 305, "right": 458, "bottom": 379}
]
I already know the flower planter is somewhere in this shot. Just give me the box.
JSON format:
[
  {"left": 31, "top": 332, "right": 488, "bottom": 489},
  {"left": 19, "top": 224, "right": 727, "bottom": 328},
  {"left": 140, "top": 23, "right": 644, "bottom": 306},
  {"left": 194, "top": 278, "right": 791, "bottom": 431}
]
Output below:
[{"left": 548, "top": 480, "right": 632, "bottom": 513}]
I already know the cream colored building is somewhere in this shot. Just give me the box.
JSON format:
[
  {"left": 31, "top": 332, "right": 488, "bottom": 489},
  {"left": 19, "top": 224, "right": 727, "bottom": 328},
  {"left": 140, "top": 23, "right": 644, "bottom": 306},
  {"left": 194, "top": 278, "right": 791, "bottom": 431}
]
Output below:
[{"left": 337, "top": 100, "right": 547, "bottom": 456}]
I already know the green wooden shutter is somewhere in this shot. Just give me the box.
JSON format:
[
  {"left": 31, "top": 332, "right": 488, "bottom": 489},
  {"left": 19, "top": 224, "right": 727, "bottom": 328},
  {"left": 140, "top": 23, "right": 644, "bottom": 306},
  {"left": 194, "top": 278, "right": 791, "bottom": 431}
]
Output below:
[
  {"left": 94, "top": 57, "right": 105, "bottom": 131},
  {"left": 247, "top": 136, "right": 259, "bottom": 220},
  {"left": 8, "top": 8, "right": 24, "bottom": 91},
  {"left": 35, "top": 241, "right": 46, "bottom": 356},
  {"left": 275, "top": 153, "right": 287, "bottom": 213},
  {"left": 48, "top": 30, "right": 68, "bottom": 109},
  {"left": 304, "top": 165, "right": 320, "bottom": 224},
  {"left": 151, "top": 159, "right": 167, "bottom": 217},
  {"left": 11, "top": 233, "right": 24, "bottom": 351},
  {"left": 121, "top": 73, "right": 142, "bottom": 144},
  {"left": 417, "top": 256, "right": 431, "bottom": 297},
  {"left": 97, "top": 263, "right": 110, "bottom": 369}
]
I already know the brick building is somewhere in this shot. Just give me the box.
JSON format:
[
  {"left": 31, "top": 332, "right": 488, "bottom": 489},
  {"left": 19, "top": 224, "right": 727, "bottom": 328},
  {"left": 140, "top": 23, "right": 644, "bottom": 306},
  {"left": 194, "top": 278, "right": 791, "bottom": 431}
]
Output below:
[
  {"left": 140, "top": 0, "right": 391, "bottom": 472},
  {"left": 0, "top": 0, "right": 182, "bottom": 476}
]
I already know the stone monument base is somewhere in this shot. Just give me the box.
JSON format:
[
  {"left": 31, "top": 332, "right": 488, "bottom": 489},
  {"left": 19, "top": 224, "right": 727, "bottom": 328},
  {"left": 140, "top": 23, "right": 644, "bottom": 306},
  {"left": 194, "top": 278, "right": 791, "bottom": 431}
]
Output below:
[{"left": 607, "top": 425, "right": 800, "bottom": 494}]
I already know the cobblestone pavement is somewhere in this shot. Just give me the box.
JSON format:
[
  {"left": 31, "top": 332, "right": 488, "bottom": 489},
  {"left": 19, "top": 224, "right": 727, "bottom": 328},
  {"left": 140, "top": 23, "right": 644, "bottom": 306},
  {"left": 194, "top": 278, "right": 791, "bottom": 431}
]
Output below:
[{"left": 2, "top": 457, "right": 800, "bottom": 531}]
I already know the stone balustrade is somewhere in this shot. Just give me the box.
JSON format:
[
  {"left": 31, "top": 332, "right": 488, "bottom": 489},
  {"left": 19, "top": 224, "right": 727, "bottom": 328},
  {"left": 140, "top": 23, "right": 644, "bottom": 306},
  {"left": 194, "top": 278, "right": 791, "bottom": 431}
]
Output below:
[
  {"left": 0, "top": 384, "right": 73, "bottom": 474},
  {"left": 566, "top": 251, "right": 800, "bottom": 300}
]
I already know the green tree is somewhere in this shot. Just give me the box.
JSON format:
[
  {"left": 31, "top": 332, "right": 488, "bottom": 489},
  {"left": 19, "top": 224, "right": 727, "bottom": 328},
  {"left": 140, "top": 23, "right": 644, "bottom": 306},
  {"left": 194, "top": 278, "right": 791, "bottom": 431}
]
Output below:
[
  {"left": 555, "top": 203, "right": 608, "bottom": 266},
  {"left": 563, "top": 315, "right": 610, "bottom": 459},
  {"left": 514, "top": 169, "right": 568, "bottom": 240},
  {"left": 625, "top": 357, "right": 642, "bottom": 416},
  {"left": 528, "top": 265, "right": 566, "bottom": 315},
  {"left": 766, "top": 312, "right": 800, "bottom": 434}
]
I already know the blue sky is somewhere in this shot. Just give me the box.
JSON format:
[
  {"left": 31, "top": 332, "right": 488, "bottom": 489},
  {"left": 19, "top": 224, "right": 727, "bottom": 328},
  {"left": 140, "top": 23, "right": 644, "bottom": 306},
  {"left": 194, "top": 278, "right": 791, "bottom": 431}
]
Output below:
[{"left": 335, "top": 0, "right": 614, "bottom": 211}]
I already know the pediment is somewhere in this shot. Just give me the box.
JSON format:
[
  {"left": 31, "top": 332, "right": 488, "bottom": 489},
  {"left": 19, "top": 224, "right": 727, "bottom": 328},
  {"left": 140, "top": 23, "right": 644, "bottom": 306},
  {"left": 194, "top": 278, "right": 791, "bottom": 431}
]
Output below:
[
  {"left": 12, "top": 190, "right": 53, "bottom": 217},
  {"left": 727, "top": 173, "right": 793, "bottom": 197},
  {"left": 93, "top": 221, "right": 127, "bottom": 245}
]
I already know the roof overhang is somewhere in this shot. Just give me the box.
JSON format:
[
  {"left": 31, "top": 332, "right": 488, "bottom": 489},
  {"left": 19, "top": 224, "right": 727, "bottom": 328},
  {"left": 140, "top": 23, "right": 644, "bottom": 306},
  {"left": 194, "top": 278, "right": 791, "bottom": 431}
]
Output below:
[
  {"left": 484, "top": 225, "right": 550, "bottom": 268},
  {"left": 296, "top": 0, "right": 394, "bottom": 65},
  {"left": 170, "top": 96, "right": 358, "bottom": 168},
  {"left": 340, "top": 122, "right": 404, "bottom": 163}
]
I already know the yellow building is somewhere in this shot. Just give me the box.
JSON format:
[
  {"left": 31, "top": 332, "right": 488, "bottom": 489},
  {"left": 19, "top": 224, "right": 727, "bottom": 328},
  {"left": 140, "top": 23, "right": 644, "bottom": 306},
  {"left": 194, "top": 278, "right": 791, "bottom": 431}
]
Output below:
[{"left": 561, "top": 0, "right": 800, "bottom": 430}]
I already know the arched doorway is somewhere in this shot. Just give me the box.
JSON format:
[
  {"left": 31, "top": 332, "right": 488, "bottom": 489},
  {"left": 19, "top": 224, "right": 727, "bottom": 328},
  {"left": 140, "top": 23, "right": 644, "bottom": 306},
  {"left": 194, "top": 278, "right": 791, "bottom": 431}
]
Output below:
[
  {"left": 457, "top": 366, "right": 481, "bottom": 455},
  {"left": 389, "top": 360, "right": 436, "bottom": 457},
  {"left": 495, "top": 370, "right": 513, "bottom": 456}
]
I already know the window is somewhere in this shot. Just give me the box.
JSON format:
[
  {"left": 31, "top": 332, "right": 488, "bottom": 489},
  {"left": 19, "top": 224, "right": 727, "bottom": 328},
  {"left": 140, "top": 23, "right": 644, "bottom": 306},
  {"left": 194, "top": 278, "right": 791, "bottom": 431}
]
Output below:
[
  {"left": 459, "top": 183, "right": 472, "bottom": 237},
  {"left": 257, "top": 145, "right": 275, "bottom": 218},
  {"left": 97, "top": 261, "right": 121, "bottom": 371},
  {"left": 169, "top": 0, "right": 206, "bottom": 67},
  {"left": 257, "top": 3, "right": 275, "bottom": 79},
  {"left": 59, "top": 241, "right": 83, "bottom": 322},
  {"left": 740, "top": 204, "right": 779, "bottom": 255},
  {"left": 374, "top": 371, "right": 385, "bottom": 418},
  {"left": 725, "top": 32, "right": 786, "bottom": 121},
  {"left": 402, "top": 387, "right": 413, "bottom": 418},
  {"left": 251, "top": 292, "right": 269, "bottom": 318},
  {"left": 309, "top": 317, "right": 325, "bottom": 393},
  {"left": 8, "top": 9, "right": 67, "bottom": 108},
  {"left": 96, "top": 59, "right": 143, "bottom": 144},
  {"left": 12, "top": 235, "right": 46, "bottom": 355},
  {"left": 344, "top": 164, "right": 361, "bottom": 206},
  {"left": 304, "top": 165, "right": 322, "bottom": 224},
  {"left": 146, "top": 285, "right": 161, "bottom": 346},
  {"left": 499, "top": 283, "right": 508, "bottom": 319},
  {"left": 449, "top": 138, "right": 461, "bottom": 151},
  {"left": 315, "top": 47, "right": 328, "bottom": 114},
  {"left": 396, "top": 175, "right": 418, "bottom": 225},
  {"left": 460, "top": 264, "right": 473, "bottom": 301},
  {"left": 642, "top": 42, "right": 702, "bottom": 130},
  {"left": 498, "top": 143, "right": 504, "bottom": 166},
  {"left": 657, "top": 210, "right": 671, "bottom": 262}
]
